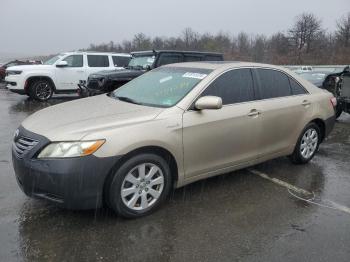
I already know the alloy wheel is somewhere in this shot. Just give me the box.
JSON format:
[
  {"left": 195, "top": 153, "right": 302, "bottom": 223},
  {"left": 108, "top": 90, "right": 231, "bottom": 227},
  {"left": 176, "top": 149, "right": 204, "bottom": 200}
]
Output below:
[
  {"left": 35, "top": 82, "right": 52, "bottom": 100},
  {"left": 300, "top": 128, "right": 318, "bottom": 159},
  {"left": 121, "top": 163, "right": 164, "bottom": 211}
]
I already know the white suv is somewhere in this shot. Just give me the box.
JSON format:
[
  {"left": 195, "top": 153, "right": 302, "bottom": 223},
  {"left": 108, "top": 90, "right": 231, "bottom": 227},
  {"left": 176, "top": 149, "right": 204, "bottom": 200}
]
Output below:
[{"left": 5, "top": 52, "right": 131, "bottom": 101}]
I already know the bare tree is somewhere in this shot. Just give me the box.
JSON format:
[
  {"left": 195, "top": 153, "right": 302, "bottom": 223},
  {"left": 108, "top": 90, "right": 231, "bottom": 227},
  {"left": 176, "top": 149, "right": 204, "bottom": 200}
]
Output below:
[
  {"left": 289, "top": 13, "right": 323, "bottom": 62},
  {"left": 182, "top": 28, "right": 199, "bottom": 49},
  {"left": 132, "top": 33, "right": 151, "bottom": 51},
  {"left": 336, "top": 12, "right": 350, "bottom": 47}
]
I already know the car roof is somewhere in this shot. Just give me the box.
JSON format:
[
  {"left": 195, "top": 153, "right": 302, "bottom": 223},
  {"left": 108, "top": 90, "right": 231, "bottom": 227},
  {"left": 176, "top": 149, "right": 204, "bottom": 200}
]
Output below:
[
  {"left": 131, "top": 50, "right": 223, "bottom": 56},
  {"left": 163, "top": 61, "right": 288, "bottom": 71},
  {"left": 62, "top": 51, "right": 131, "bottom": 56}
]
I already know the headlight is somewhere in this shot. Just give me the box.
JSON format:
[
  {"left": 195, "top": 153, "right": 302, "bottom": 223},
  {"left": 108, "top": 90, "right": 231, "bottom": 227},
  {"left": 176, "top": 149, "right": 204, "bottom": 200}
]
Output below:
[
  {"left": 6, "top": 70, "right": 22, "bottom": 75},
  {"left": 37, "top": 140, "right": 105, "bottom": 158}
]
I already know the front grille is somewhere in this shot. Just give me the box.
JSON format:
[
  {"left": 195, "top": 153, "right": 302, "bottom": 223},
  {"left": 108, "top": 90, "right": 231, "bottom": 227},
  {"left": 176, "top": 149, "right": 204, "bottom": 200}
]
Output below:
[
  {"left": 87, "top": 79, "right": 100, "bottom": 90},
  {"left": 13, "top": 136, "right": 39, "bottom": 158}
]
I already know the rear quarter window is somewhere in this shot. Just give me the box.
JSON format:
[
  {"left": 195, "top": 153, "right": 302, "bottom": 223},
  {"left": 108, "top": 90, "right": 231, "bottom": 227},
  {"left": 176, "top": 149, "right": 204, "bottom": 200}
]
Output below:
[{"left": 289, "top": 78, "right": 307, "bottom": 95}]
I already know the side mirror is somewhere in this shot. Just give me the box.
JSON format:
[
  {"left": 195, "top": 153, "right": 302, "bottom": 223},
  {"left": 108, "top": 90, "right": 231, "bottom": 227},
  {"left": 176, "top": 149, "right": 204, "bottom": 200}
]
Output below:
[
  {"left": 195, "top": 96, "right": 222, "bottom": 110},
  {"left": 56, "top": 61, "right": 68, "bottom": 67}
]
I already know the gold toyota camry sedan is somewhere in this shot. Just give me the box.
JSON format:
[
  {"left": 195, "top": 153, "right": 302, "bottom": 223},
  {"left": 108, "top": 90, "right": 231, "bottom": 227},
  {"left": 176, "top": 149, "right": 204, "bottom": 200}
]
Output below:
[{"left": 12, "top": 62, "right": 336, "bottom": 218}]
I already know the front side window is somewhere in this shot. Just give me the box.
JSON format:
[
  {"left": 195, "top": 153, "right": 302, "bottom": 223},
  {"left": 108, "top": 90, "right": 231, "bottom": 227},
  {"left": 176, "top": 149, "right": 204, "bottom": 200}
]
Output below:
[
  {"left": 87, "top": 55, "right": 109, "bottom": 67},
  {"left": 63, "top": 55, "right": 83, "bottom": 67},
  {"left": 201, "top": 68, "right": 254, "bottom": 105},
  {"left": 157, "top": 54, "right": 183, "bottom": 66},
  {"left": 44, "top": 54, "right": 64, "bottom": 65},
  {"left": 112, "top": 67, "right": 212, "bottom": 108},
  {"left": 256, "top": 69, "right": 291, "bottom": 99},
  {"left": 112, "top": 56, "right": 131, "bottom": 67}
]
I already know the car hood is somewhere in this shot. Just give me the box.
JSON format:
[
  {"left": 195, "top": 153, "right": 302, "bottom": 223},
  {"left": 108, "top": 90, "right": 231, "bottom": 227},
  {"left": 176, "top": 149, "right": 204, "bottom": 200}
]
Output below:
[
  {"left": 90, "top": 68, "right": 145, "bottom": 80},
  {"left": 7, "top": 64, "right": 51, "bottom": 71},
  {"left": 21, "top": 95, "right": 164, "bottom": 141}
]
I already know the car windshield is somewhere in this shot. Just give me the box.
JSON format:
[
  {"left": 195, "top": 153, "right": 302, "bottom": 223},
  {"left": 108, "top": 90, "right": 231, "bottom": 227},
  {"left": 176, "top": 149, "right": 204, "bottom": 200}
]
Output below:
[
  {"left": 44, "top": 55, "right": 64, "bottom": 65},
  {"left": 128, "top": 55, "right": 155, "bottom": 69},
  {"left": 112, "top": 67, "right": 212, "bottom": 108}
]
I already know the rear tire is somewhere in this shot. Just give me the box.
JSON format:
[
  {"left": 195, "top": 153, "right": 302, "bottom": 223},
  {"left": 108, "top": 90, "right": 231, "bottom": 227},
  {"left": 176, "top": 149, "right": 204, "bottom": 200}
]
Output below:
[
  {"left": 108, "top": 153, "right": 172, "bottom": 218},
  {"left": 290, "top": 123, "right": 321, "bottom": 164},
  {"left": 29, "top": 80, "right": 54, "bottom": 101},
  {"left": 335, "top": 104, "right": 343, "bottom": 119}
]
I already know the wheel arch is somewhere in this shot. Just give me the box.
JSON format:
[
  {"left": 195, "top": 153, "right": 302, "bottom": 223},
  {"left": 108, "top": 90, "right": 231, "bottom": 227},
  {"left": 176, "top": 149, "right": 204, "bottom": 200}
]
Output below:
[
  {"left": 310, "top": 118, "right": 326, "bottom": 142},
  {"left": 26, "top": 76, "right": 56, "bottom": 93},
  {"left": 103, "top": 145, "right": 179, "bottom": 205}
]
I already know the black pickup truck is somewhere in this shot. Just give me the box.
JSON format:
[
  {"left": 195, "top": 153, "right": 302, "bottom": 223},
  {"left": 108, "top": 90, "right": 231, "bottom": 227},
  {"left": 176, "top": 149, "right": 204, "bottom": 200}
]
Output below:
[{"left": 81, "top": 50, "right": 223, "bottom": 96}]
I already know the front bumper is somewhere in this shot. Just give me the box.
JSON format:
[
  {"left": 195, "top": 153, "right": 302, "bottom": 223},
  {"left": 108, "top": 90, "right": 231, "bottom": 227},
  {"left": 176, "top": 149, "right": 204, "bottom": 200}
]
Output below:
[{"left": 12, "top": 126, "right": 121, "bottom": 209}]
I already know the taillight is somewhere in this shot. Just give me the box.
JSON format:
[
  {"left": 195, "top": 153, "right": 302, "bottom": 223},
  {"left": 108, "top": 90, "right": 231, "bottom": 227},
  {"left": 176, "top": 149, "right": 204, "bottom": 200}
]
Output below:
[{"left": 330, "top": 97, "right": 337, "bottom": 107}]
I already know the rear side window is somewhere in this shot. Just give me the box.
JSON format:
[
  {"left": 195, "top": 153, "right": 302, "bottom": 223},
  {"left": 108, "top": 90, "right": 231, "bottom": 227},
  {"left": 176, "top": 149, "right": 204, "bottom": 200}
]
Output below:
[
  {"left": 157, "top": 54, "right": 183, "bottom": 66},
  {"left": 204, "top": 55, "right": 223, "bottom": 61},
  {"left": 112, "top": 56, "right": 131, "bottom": 67},
  {"left": 289, "top": 78, "right": 307, "bottom": 95},
  {"left": 184, "top": 55, "right": 202, "bottom": 62},
  {"left": 201, "top": 68, "right": 254, "bottom": 105},
  {"left": 256, "top": 69, "right": 291, "bottom": 99},
  {"left": 63, "top": 55, "right": 83, "bottom": 67},
  {"left": 87, "top": 55, "right": 109, "bottom": 67}
]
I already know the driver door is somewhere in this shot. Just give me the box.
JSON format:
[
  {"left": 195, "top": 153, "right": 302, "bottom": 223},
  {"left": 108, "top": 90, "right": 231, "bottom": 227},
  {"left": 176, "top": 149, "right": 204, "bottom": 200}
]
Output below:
[
  {"left": 55, "top": 54, "right": 85, "bottom": 90},
  {"left": 182, "top": 68, "right": 261, "bottom": 178}
]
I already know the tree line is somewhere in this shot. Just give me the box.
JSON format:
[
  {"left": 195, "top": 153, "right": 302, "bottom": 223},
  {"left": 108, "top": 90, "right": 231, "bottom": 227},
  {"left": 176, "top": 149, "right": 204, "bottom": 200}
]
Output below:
[{"left": 85, "top": 12, "right": 350, "bottom": 65}]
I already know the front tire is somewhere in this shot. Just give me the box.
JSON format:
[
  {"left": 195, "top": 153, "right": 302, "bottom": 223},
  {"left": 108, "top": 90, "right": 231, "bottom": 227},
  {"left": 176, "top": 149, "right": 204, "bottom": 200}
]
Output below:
[
  {"left": 29, "top": 80, "right": 54, "bottom": 101},
  {"left": 108, "top": 153, "right": 172, "bottom": 218},
  {"left": 290, "top": 123, "right": 321, "bottom": 164}
]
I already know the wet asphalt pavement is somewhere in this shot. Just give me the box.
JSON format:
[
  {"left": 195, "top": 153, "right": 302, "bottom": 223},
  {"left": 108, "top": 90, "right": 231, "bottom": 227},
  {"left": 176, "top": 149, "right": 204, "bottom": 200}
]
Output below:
[{"left": 0, "top": 84, "right": 349, "bottom": 262}]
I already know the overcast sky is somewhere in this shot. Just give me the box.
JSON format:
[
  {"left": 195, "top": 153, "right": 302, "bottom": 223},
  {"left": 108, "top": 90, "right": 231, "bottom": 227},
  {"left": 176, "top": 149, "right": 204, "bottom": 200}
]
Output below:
[{"left": 1, "top": 0, "right": 349, "bottom": 57}]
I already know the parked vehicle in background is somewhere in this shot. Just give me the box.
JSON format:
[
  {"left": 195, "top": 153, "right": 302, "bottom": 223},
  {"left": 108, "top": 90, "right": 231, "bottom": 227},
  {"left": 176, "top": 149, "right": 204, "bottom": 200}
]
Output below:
[
  {"left": 5, "top": 52, "right": 131, "bottom": 101},
  {"left": 296, "top": 66, "right": 313, "bottom": 73},
  {"left": 81, "top": 50, "right": 223, "bottom": 96},
  {"left": 12, "top": 62, "right": 336, "bottom": 218},
  {"left": 0, "top": 60, "right": 42, "bottom": 81},
  {"left": 322, "top": 66, "right": 350, "bottom": 118},
  {"left": 298, "top": 71, "right": 328, "bottom": 87}
]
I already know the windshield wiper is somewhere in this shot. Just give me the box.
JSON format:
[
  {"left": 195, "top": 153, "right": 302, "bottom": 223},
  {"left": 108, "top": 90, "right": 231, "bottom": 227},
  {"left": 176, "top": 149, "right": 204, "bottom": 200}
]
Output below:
[{"left": 115, "top": 96, "right": 141, "bottom": 105}]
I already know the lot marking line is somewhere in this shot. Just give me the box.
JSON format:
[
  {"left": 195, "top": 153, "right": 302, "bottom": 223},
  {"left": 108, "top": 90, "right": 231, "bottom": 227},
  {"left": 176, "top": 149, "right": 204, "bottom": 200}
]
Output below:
[
  {"left": 248, "top": 169, "right": 312, "bottom": 195},
  {"left": 248, "top": 168, "right": 350, "bottom": 215}
]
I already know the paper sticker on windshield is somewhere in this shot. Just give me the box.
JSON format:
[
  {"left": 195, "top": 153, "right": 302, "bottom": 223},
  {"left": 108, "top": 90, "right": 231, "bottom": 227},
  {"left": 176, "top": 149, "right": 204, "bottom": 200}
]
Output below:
[
  {"left": 160, "top": 76, "right": 173, "bottom": 83},
  {"left": 182, "top": 72, "right": 207, "bottom": 79}
]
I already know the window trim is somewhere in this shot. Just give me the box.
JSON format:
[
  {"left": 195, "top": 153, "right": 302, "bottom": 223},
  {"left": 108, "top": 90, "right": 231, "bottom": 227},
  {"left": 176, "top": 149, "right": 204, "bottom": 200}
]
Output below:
[{"left": 186, "top": 66, "right": 309, "bottom": 112}]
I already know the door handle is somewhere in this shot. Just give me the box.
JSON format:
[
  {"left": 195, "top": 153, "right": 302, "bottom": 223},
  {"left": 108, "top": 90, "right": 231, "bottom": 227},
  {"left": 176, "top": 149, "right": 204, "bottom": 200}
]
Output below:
[
  {"left": 247, "top": 109, "right": 261, "bottom": 117},
  {"left": 302, "top": 100, "right": 311, "bottom": 107},
  {"left": 76, "top": 70, "right": 84, "bottom": 73}
]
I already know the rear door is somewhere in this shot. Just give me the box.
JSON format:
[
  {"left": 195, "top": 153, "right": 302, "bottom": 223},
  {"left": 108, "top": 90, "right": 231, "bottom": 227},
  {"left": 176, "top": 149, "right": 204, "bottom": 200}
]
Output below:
[
  {"left": 183, "top": 68, "right": 261, "bottom": 178},
  {"left": 86, "top": 54, "right": 111, "bottom": 76},
  {"left": 252, "top": 68, "right": 311, "bottom": 157}
]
